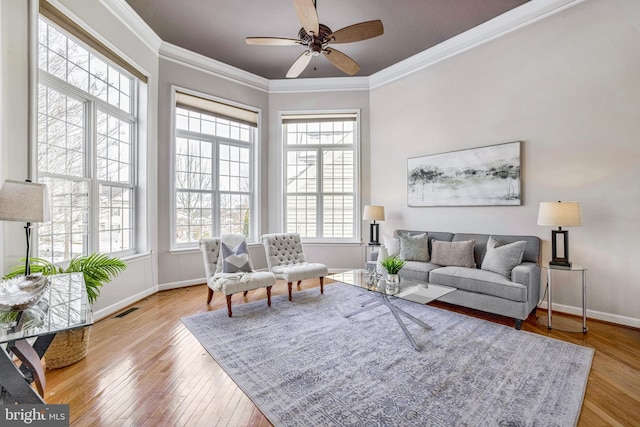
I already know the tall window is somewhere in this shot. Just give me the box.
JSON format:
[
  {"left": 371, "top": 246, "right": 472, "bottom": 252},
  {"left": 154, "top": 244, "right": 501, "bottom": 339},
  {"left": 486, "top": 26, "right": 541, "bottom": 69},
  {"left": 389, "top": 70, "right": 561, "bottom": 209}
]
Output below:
[
  {"left": 173, "top": 92, "right": 258, "bottom": 247},
  {"left": 37, "top": 14, "right": 141, "bottom": 262},
  {"left": 283, "top": 112, "right": 358, "bottom": 240}
]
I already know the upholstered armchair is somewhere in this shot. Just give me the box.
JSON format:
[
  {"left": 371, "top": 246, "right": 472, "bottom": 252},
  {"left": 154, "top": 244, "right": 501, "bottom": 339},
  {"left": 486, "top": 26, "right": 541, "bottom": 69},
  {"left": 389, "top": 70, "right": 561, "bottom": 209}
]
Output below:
[
  {"left": 261, "top": 233, "right": 329, "bottom": 301},
  {"left": 200, "top": 234, "right": 276, "bottom": 317}
]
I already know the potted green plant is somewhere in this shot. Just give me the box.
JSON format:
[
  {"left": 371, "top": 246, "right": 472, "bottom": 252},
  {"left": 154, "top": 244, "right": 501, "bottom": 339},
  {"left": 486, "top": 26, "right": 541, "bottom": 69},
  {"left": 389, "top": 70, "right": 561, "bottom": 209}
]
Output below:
[
  {"left": 4, "top": 253, "right": 126, "bottom": 368},
  {"left": 380, "top": 256, "right": 405, "bottom": 283}
]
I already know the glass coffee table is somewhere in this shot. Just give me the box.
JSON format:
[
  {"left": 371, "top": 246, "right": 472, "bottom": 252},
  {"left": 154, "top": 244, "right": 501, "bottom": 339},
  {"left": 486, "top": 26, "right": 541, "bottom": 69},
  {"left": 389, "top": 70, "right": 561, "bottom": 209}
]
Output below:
[{"left": 329, "top": 269, "right": 456, "bottom": 350}]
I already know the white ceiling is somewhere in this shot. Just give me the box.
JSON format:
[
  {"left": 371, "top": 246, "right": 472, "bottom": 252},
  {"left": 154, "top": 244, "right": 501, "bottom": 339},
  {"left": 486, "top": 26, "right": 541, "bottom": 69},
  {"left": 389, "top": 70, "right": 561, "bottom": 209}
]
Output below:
[{"left": 123, "top": 0, "right": 530, "bottom": 79}]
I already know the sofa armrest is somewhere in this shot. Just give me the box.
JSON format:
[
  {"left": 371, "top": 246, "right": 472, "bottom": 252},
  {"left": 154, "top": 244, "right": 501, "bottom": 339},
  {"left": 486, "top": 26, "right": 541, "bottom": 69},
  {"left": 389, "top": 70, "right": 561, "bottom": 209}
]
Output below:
[{"left": 512, "top": 262, "right": 541, "bottom": 304}]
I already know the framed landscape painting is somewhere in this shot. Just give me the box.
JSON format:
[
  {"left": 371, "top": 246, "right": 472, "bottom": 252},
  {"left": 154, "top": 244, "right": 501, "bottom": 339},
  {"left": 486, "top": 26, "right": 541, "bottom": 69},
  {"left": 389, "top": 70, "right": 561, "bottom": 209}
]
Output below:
[{"left": 407, "top": 141, "right": 521, "bottom": 207}]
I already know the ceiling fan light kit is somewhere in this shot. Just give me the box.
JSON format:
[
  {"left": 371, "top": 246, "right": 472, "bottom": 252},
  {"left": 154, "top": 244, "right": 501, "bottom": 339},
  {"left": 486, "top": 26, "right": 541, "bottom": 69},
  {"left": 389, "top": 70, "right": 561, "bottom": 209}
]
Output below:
[{"left": 246, "top": 0, "right": 383, "bottom": 78}]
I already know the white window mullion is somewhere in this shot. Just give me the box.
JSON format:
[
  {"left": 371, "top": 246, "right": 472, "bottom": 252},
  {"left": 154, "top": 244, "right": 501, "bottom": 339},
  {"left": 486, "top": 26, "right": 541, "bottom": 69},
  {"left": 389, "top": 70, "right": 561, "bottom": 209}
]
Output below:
[
  {"left": 316, "top": 147, "right": 323, "bottom": 238},
  {"left": 212, "top": 138, "right": 220, "bottom": 238},
  {"left": 88, "top": 99, "right": 99, "bottom": 254}
]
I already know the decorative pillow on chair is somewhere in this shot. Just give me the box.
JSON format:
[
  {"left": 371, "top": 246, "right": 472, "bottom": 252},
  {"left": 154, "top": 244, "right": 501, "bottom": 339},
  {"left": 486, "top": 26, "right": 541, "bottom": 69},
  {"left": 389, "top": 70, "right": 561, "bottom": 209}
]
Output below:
[
  {"left": 481, "top": 236, "right": 526, "bottom": 278},
  {"left": 382, "top": 233, "right": 400, "bottom": 257},
  {"left": 431, "top": 240, "right": 476, "bottom": 268},
  {"left": 221, "top": 241, "right": 254, "bottom": 273},
  {"left": 398, "top": 232, "right": 430, "bottom": 262}
]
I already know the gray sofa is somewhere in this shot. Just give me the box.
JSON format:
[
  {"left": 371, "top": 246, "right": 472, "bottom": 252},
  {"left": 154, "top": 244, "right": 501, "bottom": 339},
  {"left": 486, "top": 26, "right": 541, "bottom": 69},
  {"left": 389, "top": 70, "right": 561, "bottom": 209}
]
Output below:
[{"left": 367, "top": 230, "right": 541, "bottom": 329}]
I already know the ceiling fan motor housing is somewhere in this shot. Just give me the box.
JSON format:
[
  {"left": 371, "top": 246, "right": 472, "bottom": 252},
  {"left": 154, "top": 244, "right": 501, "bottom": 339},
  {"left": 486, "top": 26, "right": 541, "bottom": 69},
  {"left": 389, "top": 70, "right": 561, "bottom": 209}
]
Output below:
[{"left": 298, "top": 24, "right": 332, "bottom": 55}]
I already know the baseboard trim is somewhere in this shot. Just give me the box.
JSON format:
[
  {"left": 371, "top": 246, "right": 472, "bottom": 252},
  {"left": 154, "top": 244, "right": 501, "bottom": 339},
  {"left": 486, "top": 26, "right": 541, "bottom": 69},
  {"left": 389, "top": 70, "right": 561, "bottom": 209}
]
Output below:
[
  {"left": 157, "top": 278, "right": 205, "bottom": 291},
  {"left": 537, "top": 301, "right": 640, "bottom": 329},
  {"left": 93, "top": 288, "right": 157, "bottom": 321}
]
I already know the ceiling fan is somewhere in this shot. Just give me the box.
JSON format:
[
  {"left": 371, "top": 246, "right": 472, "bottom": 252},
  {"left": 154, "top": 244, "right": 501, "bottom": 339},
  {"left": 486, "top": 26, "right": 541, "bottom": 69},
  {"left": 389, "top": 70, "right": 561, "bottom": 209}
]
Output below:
[{"left": 246, "top": 0, "right": 384, "bottom": 78}]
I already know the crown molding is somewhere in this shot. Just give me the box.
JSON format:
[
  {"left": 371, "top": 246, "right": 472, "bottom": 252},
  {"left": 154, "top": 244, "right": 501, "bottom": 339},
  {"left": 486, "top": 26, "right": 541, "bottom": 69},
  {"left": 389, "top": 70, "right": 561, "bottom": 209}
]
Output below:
[
  {"left": 369, "top": 0, "right": 585, "bottom": 89},
  {"left": 269, "top": 77, "right": 370, "bottom": 94},
  {"left": 97, "top": 0, "right": 584, "bottom": 93},
  {"left": 159, "top": 42, "right": 270, "bottom": 93},
  {"left": 98, "top": 0, "right": 163, "bottom": 53}
]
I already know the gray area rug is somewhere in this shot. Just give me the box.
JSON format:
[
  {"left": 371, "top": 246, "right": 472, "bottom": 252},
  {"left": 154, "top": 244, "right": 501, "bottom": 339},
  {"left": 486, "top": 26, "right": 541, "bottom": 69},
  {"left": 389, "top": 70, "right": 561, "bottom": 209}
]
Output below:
[{"left": 181, "top": 283, "right": 593, "bottom": 427}]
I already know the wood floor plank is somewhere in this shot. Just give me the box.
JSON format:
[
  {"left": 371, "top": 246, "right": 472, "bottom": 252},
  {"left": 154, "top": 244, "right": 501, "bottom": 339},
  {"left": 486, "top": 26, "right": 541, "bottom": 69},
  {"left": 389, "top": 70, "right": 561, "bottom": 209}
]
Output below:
[{"left": 38, "top": 279, "right": 639, "bottom": 426}]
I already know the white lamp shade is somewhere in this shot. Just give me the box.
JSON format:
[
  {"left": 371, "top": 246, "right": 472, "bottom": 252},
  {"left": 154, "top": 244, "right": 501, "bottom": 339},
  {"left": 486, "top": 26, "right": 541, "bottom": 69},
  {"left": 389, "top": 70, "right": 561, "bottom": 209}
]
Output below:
[
  {"left": 0, "top": 180, "right": 50, "bottom": 223},
  {"left": 363, "top": 205, "right": 385, "bottom": 221},
  {"left": 537, "top": 201, "right": 582, "bottom": 227}
]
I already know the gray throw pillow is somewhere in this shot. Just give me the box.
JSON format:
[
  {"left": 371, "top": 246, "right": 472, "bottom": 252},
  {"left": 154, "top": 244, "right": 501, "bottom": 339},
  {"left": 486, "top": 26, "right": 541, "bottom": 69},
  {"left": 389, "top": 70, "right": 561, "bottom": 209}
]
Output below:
[
  {"left": 398, "top": 232, "right": 430, "bottom": 262},
  {"left": 481, "top": 236, "right": 526, "bottom": 278},
  {"left": 430, "top": 240, "right": 476, "bottom": 268},
  {"left": 221, "top": 241, "right": 254, "bottom": 273}
]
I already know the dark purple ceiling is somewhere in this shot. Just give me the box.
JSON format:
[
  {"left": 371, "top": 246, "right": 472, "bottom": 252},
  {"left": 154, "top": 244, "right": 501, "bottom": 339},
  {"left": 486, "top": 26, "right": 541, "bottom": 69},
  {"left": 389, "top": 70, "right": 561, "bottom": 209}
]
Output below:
[{"left": 124, "top": 0, "right": 530, "bottom": 79}]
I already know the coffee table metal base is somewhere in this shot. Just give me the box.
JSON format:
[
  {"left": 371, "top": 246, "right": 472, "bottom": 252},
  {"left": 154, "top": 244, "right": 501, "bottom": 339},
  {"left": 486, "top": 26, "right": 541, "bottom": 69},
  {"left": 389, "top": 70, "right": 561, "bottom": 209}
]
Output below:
[{"left": 346, "top": 292, "right": 432, "bottom": 351}]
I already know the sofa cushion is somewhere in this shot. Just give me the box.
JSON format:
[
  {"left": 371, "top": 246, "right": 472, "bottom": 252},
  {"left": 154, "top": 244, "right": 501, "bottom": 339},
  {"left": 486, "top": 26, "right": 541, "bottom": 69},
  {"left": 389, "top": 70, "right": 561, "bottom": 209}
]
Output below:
[
  {"left": 398, "top": 261, "right": 441, "bottom": 282},
  {"left": 481, "top": 236, "right": 527, "bottom": 278},
  {"left": 398, "top": 232, "right": 430, "bottom": 262},
  {"left": 429, "top": 266, "right": 527, "bottom": 302},
  {"left": 430, "top": 240, "right": 476, "bottom": 268}
]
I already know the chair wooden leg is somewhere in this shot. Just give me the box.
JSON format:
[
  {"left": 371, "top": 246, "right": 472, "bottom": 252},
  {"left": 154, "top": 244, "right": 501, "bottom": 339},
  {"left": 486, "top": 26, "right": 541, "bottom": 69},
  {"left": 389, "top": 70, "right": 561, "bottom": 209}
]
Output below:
[
  {"left": 320, "top": 276, "right": 324, "bottom": 294},
  {"left": 288, "top": 282, "right": 293, "bottom": 301},
  {"left": 226, "top": 295, "right": 233, "bottom": 317},
  {"left": 207, "top": 288, "right": 214, "bottom": 304},
  {"left": 267, "top": 286, "right": 272, "bottom": 307},
  {"left": 296, "top": 280, "right": 302, "bottom": 288},
  {"left": 243, "top": 291, "right": 249, "bottom": 297}
]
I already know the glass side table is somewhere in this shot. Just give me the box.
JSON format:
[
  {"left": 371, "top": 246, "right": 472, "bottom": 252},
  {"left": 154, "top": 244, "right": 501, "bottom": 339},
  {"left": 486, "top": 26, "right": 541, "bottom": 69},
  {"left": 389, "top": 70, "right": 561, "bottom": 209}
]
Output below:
[
  {"left": 0, "top": 273, "right": 93, "bottom": 403},
  {"left": 537, "top": 264, "right": 588, "bottom": 333}
]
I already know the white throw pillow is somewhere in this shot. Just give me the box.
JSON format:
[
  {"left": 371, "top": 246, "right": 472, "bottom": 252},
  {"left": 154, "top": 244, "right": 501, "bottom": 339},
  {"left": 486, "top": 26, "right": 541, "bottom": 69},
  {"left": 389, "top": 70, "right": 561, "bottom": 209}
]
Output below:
[
  {"left": 382, "top": 234, "right": 400, "bottom": 257},
  {"left": 376, "top": 245, "right": 389, "bottom": 262}
]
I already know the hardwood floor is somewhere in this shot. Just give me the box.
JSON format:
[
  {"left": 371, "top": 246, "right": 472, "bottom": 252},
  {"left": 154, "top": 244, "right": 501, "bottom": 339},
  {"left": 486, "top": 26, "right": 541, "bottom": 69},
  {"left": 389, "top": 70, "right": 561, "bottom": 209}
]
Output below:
[{"left": 41, "top": 279, "right": 640, "bottom": 426}]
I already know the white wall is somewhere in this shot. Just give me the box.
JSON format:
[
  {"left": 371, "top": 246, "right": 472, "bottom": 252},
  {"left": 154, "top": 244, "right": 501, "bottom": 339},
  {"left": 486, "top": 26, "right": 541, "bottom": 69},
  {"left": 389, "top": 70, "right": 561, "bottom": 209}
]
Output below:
[
  {"left": 369, "top": 0, "right": 640, "bottom": 326},
  {"left": 1, "top": 0, "right": 31, "bottom": 275}
]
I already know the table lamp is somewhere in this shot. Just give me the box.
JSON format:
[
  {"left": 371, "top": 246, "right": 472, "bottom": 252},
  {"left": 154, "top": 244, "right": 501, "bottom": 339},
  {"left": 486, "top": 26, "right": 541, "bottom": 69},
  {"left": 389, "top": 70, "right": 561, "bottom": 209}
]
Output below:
[
  {"left": 0, "top": 180, "right": 50, "bottom": 276},
  {"left": 537, "top": 201, "right": 582, "bottom": 268},
  {"left": 363, "top": 205, "right": 385, "bottom": 246}
]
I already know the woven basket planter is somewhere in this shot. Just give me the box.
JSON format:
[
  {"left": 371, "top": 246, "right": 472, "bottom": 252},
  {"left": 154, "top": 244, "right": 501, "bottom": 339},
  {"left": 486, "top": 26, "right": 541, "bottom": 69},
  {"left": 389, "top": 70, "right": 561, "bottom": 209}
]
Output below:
[{"left": 44, "top": 326, "right": 92, "bottom": 369}]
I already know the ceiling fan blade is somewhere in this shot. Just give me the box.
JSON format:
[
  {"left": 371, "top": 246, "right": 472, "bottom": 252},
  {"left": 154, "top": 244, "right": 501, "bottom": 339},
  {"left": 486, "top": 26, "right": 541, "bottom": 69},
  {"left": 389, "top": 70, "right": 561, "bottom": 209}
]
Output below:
[
  {"left": 328, "top": 20, "right": 384, "bottom": 44},
  {"left": 286, "top": 51, "right": 312, "bottom": 78},
  {"left": 246, "top": 37, "right": 301, "bottom": 46},
  {"left": 293, "top": 0, "right": 319, "bottom": 35},
  {"left": 322, "top": 48, "right": 360, "bottom": 76}
]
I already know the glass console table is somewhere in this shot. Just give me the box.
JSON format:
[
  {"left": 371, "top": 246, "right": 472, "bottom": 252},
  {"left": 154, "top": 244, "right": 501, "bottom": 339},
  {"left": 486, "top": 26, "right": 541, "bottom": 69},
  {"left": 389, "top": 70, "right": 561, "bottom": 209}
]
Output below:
[
  {"left": 0, "top": 273, "right": 93, "bottom": 403},
  {"left": 537, "top": 264, "right": 588, "bottom": 333}
]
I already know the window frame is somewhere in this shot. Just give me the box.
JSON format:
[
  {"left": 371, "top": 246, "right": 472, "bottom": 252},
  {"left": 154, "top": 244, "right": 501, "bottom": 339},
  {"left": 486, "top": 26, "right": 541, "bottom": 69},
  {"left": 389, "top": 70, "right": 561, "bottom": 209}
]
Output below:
[
  {"left": 170, "top": 87, "right": 261, "bottom": 250},
  {"left": 280, "top": 110, "right": 361, "bottom": 244},
  {"left": 34, "top": 14, "right": 140, "bottom": 262}
]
